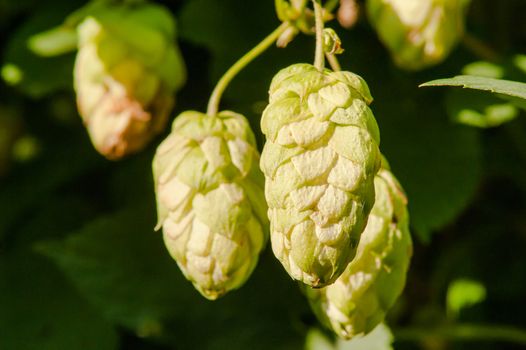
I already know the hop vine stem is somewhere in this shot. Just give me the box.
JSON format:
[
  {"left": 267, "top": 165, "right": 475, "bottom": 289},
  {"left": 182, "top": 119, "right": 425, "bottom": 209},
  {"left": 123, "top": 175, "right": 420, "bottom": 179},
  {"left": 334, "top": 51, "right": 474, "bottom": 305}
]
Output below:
[
  {"left": 206, "top": 22, "right": 291, "bottom": 117},
  {"left": 313, "top": 0, "right": 325, "bottom": 71}
]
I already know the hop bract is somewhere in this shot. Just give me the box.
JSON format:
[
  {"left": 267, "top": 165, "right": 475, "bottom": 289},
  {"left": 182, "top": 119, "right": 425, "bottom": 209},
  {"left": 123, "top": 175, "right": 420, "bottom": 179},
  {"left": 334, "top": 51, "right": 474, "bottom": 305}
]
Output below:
[
  {"left": 260, "top": 63, "right": 381, "bottom": 287},
  {"left": 366, "top": 0, "right": 470, "bottom": 70},
  {"left": 153, "top": 111, "right": 268, "bottom": 300},
  {"left": 304, "top": 165, "right": 413, "bottom": 339},
  {"left": 74, "top": 3, "right": 185, "bottom": 159}
]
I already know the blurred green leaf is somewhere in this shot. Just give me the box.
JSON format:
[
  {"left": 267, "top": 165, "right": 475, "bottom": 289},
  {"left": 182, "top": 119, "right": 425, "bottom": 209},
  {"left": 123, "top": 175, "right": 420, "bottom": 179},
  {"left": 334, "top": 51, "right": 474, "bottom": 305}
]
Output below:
[
  {"left": 513, "top": 55, "right": 526, "bottom": 75},
  {"left": 36, "top": 204, "right": 188, "bottom": 335},
  {"left": 178, "top": 0, "right": 279, "bottom": 83},
  {"left": 28, "top": 26, "right": 78, "bottom": 57},
  {"left": 0, "top": 250, "right": 118, "bottom": 350},
  {"left": 447, "top": 279, "right": 487, "bottom": 318},
  {"left": 337, "top": 324, "right": 393, "bottom": 350},
  {"left": 446, "top": 89, "right": 518, "bottom": 128},
  {"left": 372, "top": 82, "right": 482, "bottom": 240},
  {"left": 36, "top": 202, "right": 309, "bottom": 349},
  {"left": 1, "top": 3, "right": 79, "bottom": 97},
  {"left": 305, "top": 324, "right": 393, "bottom": 350},
  {"left": 420, "top": 75, "right": 526, "bottom": 101},
  {"left": 462, "top": 61, "right": 505, "bottom": 79},
  {"left": 305, "top": 329, "right": 336, "bottom": 350}
]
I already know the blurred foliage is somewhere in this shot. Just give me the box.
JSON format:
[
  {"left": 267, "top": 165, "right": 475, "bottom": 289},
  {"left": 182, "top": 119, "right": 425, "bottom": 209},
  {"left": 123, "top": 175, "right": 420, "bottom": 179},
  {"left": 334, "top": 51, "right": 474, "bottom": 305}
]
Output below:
[
  {"left": 1, "top": 0, "right": 526, "bottom": 349},
  {"left": 446, "top": 279, "right": 487, "bottom": 318}
]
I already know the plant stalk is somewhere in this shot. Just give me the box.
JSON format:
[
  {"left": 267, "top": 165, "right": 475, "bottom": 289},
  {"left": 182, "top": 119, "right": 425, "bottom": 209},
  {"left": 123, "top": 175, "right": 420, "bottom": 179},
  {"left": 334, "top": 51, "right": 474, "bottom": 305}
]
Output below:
[
  {"left": 394, "top": 324, "right": 526, "bottom": 346},
  {"left": 313, "top": 0, "right": 325, "bottom": 71},
  {"left": 206, "top": 22, "right": 290, "bottom": 116}
]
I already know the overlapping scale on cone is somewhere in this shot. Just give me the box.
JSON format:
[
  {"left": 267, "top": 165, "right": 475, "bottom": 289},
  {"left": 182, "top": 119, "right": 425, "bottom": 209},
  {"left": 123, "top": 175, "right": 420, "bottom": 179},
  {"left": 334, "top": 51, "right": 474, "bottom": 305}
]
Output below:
[
  {"left": 260, "top": 63, "right": 381, "bottom": 287},
  {"left": 366, "top": 0, "right": 470, "bottom": 70},
  {"left": 153, "top": 111, "right": 268, "bottom": 300},
  {"left": 304, "top": 165, "right": 413, "bottom": 339},
  {"left": 74, "top": 3, "right": 185, "bottom": 159}
]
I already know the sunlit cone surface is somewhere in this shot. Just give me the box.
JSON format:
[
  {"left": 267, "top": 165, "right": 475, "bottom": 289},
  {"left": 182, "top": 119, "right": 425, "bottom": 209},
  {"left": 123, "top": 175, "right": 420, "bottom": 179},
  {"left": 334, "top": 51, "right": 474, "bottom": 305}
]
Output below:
[
  {"left": 153, "top": 111, "right": 268, "bottom": 300},
  {"left": 366, "top": 0, "right": 470, "bottom": 70},
  {"left": 74, "top": 3, "right": 185, "bottom": 159},
  {"left": 260, "top": 63, "right": 381, "bottom": 287},
  {"left": 304, "top": 165, "right": 413, "bottom": 339}
]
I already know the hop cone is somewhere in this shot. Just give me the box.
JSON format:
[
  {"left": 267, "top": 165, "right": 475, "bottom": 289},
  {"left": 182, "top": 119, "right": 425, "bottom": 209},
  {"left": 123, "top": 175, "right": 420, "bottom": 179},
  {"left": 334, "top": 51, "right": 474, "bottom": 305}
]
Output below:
[
  {"left": 153, "top": 111, "right": 268, "bottom": 300},
  {"left": 304, "top": 165, "right": 413, "bottom": 339},
  {"left": 260, "top": 63, "right": 382, "bottom": 287},
  {"left": 74, "top": 3, "right": 185, "bottom": 159},
  {"left": 366, "top": 0, "right": 470, "bottom": 70}
]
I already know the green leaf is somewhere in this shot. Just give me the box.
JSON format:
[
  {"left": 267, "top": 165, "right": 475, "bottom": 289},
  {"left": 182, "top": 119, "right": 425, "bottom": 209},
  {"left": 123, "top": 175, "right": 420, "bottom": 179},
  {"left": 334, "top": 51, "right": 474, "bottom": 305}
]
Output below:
[
  {"left": 28, "top": 26, "right": 78, "bottom": 57},
  {"left": 447, "top": 279, "right": 487, "bottom": 318},
  {"left": 0, "top": 250, "right": 118, "bottom": 350},
  {"left": 420, "top": 75, "right": 526, "bottom": 101}
]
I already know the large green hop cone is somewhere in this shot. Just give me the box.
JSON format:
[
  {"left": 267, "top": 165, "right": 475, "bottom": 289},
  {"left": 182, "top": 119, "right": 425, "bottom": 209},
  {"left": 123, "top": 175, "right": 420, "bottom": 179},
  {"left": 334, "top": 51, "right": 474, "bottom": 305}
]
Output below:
[
  {"left": 260, "top": 63, "right": 382, "bottom": 287},
  {"left": 74, "top": 3, "right": 186, "bottom": 159},
  {"left": 304, "top": 165, "right": 413, "bottom": 339},
  {"left": 366, "top": 0, "right": 470, "bottom": 70},
  {"left": 153, "top": 111, "right": 268, "bottom": 300}
]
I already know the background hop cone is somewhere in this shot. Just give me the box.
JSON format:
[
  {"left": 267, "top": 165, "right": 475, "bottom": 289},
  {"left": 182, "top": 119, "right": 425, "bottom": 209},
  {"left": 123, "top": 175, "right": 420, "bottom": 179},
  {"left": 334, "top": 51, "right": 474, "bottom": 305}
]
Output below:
[
  {"left": 153, "top": 111, "right": 268, "bottom": 300},
  {"left": 366, "top": 0, "right": 470, "bottom": 70},
  {"left": 304, "top": 165, "right": 413, "bottom": 339},
  {"left": 260, "top": 63, "right": 381, "bottom": 287},
  {"left": 74, "top": 3, "right": 186, "bottom": 159}
]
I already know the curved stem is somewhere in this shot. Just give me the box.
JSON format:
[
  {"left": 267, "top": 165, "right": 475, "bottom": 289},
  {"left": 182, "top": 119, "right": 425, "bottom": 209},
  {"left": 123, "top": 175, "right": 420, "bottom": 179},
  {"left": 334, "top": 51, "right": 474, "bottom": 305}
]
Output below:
[
  {"left": 394, "top": 324, "right": 526, "bottom": 346},
  {"left": 206, "top": 22, "right": 290, "bottom": 116},
  {"left": 326, "top": 53, "right": 341, "bottom": 71},
  {"left": 313, "top": 0, "right": 325, "bottom": 71}
]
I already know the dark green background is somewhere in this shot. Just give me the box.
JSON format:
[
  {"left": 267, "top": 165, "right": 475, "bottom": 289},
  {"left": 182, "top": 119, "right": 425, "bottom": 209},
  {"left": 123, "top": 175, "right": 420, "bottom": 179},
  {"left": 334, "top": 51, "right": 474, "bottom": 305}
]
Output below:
[{"left": 1, "top": 0, "right": 526, "bottom": 349}]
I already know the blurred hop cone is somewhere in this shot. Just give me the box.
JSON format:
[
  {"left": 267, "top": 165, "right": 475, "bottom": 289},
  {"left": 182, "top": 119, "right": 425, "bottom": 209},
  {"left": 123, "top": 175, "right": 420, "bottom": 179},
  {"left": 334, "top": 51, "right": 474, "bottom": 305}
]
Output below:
[
  {"left": 304, "top": 164, "right": 413, "bottom": 339},
  {"left": 260, "top": 64, "right": 382, "bottom": 287},
  {"left": 366, "top": 0, "right": 470, "bottom": 70},
  {"left": 74, "top": 3, "right": 186, "bottom": 159},
  {"left": 152, "top": 111, "right": 268, "bottom": 300}
]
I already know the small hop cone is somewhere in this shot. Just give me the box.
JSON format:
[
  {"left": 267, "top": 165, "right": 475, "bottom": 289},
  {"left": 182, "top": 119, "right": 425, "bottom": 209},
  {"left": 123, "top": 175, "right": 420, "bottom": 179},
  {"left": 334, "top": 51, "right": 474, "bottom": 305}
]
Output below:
[
  {"left": 304, "top": 165, "right": 413, "bottom": 339},
  {"left": 366, "top": 0, "right": 470, "bottom": 70},
  {"left": 74, "top": 3, "right": 186, "bottom": 159},
  {"left": 260, "top": 64, "right": 382, "bottom": 287},
  {"left": 153, "top": 111, "right": 268, "bottom": 300}
]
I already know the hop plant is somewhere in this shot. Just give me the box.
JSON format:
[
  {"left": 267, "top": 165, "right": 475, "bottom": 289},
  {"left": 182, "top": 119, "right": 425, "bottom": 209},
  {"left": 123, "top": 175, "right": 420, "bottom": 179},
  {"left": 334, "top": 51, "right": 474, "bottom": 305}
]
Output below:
[
  {"left": 304, "top": 164, "right": 413, "bottom": 339},
  {"left": 260, "top": 63, "right": 382, "bottom": 287},
  {"left": 74, "top": 3, "right": 185, "bottom": 159},
  {"left": 152, "top": 111, "right": 268, "bottom": 300},
  {"left": 366, "top": 0, "right": 470, "bottom": 70}
]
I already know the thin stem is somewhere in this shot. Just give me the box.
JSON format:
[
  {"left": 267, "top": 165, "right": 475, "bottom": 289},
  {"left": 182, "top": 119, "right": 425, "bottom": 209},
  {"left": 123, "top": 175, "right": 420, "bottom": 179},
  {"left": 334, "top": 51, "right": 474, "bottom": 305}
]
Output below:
[
  {"left": 462, "top": 32, "right": 501, "bottom": 62},
  {"left": 326, "top": 53, "right": 341, "bottom": 71},
  {"left": 394, "top": 324, "right": 526, "bottom": 346},
  {"left": 206, "top": 22, "right": 290, "bottom": 116},
  {"left": 313, "top": 0, "right": 325, "bottom": 71}
]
